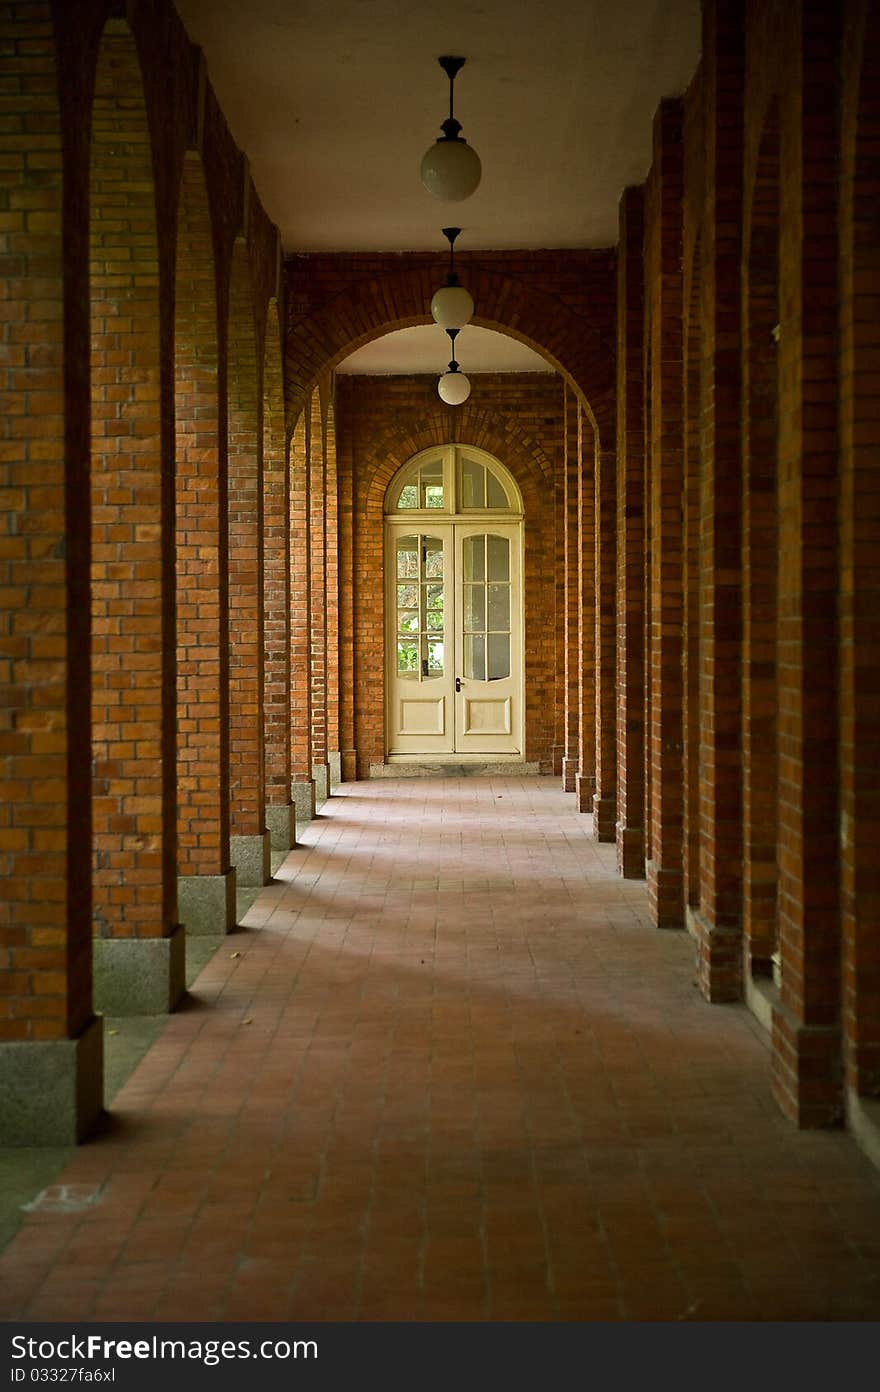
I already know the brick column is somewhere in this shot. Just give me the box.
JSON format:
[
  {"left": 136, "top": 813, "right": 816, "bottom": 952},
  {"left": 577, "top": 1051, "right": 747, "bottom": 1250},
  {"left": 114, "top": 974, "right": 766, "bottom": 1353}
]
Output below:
[
  {"left": 89, "top": 26, "right": 182, "bottom": 1014},
  {"left": 561, "top": 387, "right": 580, "bottom": 793},
  {"left": 645, "top": 99, "right": 685, "bottom": 929},
  {"left": 691, "top": 0, "right": 745, "bottom": 997},
  {"left": 741, "top": 116, "right": 779, "bottom": 983},
  {"left": 310, "top": 390, "right": 330, "bottom": 803},
  {"left": 682, "top": 243, "right": 703, "bottom": 916},
  {"left": 575, "top": 407, "right": 596, "bottom": 814},
  {"left": 0, "top": 2, "right": 102, "bottom": 1142},
  {"left": 593, "top": 442, "right": 617, "bottom": 841},
  {"left": 335, "top": 390, "right": 357, "bottom": 783},
  {"left": 324, "top": 381, "right": 342, "bottom": 789},
  {"left": 290, "top": 406, "right": 315, "bottom": 819},
  {"left": 615, "top": 187, "right": 646, "bottom": 878},
  {"left": 175, "top": 156, "right": 235, "bottom": 939},
  {"left": 839, "top": 0, "right": 880, "bottom": 1119},
  {"left": 227, "top": 243, "right": 269, "bottom": 887},
  {"left": 771, "top": 3, "right": 843, "bottom": 1127},
  {"left": 262, "top": 301, "right": 295, "bottom": 854}
]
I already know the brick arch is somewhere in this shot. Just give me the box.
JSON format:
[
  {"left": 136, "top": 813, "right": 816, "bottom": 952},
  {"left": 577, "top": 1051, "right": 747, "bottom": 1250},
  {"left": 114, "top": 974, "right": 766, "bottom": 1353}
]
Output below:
[
  {"left": 89, "top": 19, "right": 177, "bottom": 959},
  {"left": 286, "top": 265, "right": 613, "bottom": 443},
  {"left": 174, "top": 153, "right": 229, "bottom": 888},
  {"left": 227, "top": 239, "right": 265, "bottom": 851},
  {"left": 840, "top": 0, "right": 880, "bottom": 1100},
  {"left": 345, "top": 397, "right": 561, "bottom": 777}
]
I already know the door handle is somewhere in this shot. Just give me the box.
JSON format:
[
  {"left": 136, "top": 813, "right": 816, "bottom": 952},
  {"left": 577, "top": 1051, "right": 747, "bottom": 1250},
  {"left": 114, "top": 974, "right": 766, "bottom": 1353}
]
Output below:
[{"left": 455, "top": 676, "right": 462, "bottom": 693}]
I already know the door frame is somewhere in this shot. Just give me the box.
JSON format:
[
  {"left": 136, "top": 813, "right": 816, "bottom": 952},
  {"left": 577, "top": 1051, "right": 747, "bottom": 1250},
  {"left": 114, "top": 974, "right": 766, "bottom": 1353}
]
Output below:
[{"left": 383, "top": 446, "right": 525, "bottom": 762}]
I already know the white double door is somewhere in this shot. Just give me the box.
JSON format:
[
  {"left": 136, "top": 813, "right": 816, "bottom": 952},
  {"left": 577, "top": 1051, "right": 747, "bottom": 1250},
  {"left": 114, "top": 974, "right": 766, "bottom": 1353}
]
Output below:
[{"left": 387, "top": 521, "right": 522, "bottom": 756}]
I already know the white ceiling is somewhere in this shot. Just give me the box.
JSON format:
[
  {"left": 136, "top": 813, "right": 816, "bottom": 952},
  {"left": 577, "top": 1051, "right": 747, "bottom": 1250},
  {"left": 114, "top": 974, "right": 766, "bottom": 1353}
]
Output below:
[
  {"left": 174, "top": 0, "right": 702, "bottom": 371},
  {"left": 337, "top": 324, "right": 553, "bottom": 375}
]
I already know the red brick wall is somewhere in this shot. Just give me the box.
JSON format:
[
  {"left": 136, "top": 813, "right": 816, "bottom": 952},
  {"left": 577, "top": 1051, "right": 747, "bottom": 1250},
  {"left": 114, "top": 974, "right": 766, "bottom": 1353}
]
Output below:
[{"left": 335, "top": 373, "right": 563, "bottom": 776}]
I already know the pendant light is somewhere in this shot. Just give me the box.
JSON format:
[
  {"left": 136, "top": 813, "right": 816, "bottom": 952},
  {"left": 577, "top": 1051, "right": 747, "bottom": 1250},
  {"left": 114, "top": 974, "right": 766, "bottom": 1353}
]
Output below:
[
  {"left": 438, "top": 328, "right": 471, "bottom": 405},
  {"left": 431, "top": 227, "right": 475, "bottom": 331},
  {"left": 420, "top": 56, "right": 482, "bottom": 203}
]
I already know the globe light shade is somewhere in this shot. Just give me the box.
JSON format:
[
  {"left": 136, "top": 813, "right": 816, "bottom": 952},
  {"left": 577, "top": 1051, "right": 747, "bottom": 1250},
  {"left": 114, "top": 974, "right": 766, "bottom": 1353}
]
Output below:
[
  {"left": 431, "top": 283, "right": 475, "bottom": 330},
  {"left": 438, "top": 368, "right": 471, "bottom": 405},
  {"left": 420, "top": 138, "right": 482, "bottom": 202}
]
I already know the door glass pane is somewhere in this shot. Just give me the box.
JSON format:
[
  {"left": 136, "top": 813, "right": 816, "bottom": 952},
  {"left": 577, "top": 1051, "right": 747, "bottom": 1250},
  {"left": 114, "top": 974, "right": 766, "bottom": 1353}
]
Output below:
[
  {"left": 425, "top": 582, "right": 443, "bottom": 613},
  {"left": 426, "top": 639, "right": 444, "bottom": 674},
  {"left": 487, "top": 584, "right": 510, "bottom": 631},
  {"left": 420, "top": 461, "right": 443, "bottom": 509},
  {"left": 397, "top": 537, "right": 419, "bottom": 577},
  {"left": 462, "top": 458, "right": 483, "bottom": 508},
  {"left": 397, "top": 583, "right": 418, "bottom": 608},
  {"left": 487, "top": 471, "right": 508, "bottom": 508},
  {"left": 464, "top": 634, "right": 485, "bottom": 682},
  {"left": 487, "top": 534, "right": 509, "bottom": 581},
  {"left": 398, "top": 640, "right": 418, "bottom": 673},
  {"left": 398, "top": 610, "right": 419, "bottom": 635},
  {"left": 462, "top": 534, "right": 485, "bottom": 581},
  {"left": 424, "top": 539, "right": 443, "bottom": 578},
  {"left": 464, "top": 584, "right": 485, "bottom": 631},
  {"left": 488, "top": 633, "right": 510, "bottom": 680}
]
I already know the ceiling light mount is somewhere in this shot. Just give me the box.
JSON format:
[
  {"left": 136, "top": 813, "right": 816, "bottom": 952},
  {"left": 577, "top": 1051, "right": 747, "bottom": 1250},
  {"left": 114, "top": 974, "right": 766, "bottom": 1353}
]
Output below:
[
  {"left": 431, "top": 226, "right": 475, "bottom": 330},
  {"left": 421, "top": 56, "right": 482, "bottom": 203}
]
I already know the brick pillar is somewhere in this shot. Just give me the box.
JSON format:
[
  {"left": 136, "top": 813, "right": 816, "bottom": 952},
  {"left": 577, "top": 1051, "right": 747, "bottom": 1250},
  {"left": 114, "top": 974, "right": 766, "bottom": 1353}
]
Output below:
[
  {"left": 290, "top": 406, "right": 315, "bottom": 819},
  {"left": 692, "top": 0, "right": 745, "bottom": 998},
  {"left": 593, "top": 442, "right": 617, "bottom": 841},
  {"left": 771, "top": 3, "right": 843, "bottom": 1128},
  {"left": 645, "top": 99, "right": 685, "bottom": 929},
  {"left": 227, "top": 243, "right": 269, "bottom": 888},
  {"left": 575, "top": 407, "right": 596, "bottom": 814},
  {"left": 335, "top": 389, "right": 357, "bottom": 783},
  {"left": 175, "top": 156, "right": 235, "bottom": 939},
  {"left": 839, "top": 0, "right": 880, "bottom": 1116},
  {"left": 262, "top": 300, "right": 295, "bottom": 854},
  {"left": 561, "top": 386, "right": 580, "bottom": 794},
  {"left": 615, "top": 187, "right": 646, "bottom": 878},
  {"left": 324, "top": 381, "right": 342, "bottom": 789},
  {"left": 0, "top": 2, "right": 102, "bottom": 1142},
  {"left": 310, "top": 390, "right": 330, "bottom": 803},
  {"left": 682, "top": 241, "right": 703, "bottom": 914},
  {"left": 741, "top": 116, "right": 779, "bottom": 980},
  {"left": 89, "top": 25, "right": 182, "bottom": 1014}
]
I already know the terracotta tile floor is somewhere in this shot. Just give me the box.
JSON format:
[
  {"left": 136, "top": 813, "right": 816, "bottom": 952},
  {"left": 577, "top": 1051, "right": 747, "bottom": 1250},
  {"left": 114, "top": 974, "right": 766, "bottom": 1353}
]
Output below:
[{"left": 3, "top": 776, "right": 880, "bottom": 1322}]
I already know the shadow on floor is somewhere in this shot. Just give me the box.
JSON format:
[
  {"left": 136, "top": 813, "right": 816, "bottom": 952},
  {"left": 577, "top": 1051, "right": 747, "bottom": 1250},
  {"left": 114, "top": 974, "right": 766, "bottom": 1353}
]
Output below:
[{"left": 0, "top": 849, "right": 289, "bottom": 1252}]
